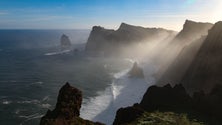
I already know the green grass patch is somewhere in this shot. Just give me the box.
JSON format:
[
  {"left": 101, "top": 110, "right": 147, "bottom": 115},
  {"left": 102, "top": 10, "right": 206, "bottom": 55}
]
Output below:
[{"left": 127, "top": 111, "right": 205, "bottom": 125}]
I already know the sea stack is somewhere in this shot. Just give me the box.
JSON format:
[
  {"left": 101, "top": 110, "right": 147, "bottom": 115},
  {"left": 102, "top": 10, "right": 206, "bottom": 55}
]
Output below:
[
  {"left": 40, "top": 82, "right": 104, "bottom": 125},
  {"left": 128, "top": 62, "right": 144, "bottom": 78},
  {"left": 60, "top": 34, "right": 72, "bottom": 50}
]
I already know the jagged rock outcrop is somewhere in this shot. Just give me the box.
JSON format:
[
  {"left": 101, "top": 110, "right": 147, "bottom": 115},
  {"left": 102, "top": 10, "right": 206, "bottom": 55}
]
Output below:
[
  {"left": 113, "top": 84, "right": 222, "bottom": 125},
  {"left": 181, "top": 21, "right": 222, "bottom": 94},
  {"left": 85, "top": 23, "right": 176, "bottom": 55},
  {"left": 128, "top": 62, "right": 144, "bottom": 78},
  {"left": 140, "top": 84, "right": 192, "bottom": 111},
  {"left": 40, "top": 82, "right": 104, "bottom": 125},
  {"left": 113, "top": 104, "right": 144, "bottom": 125},
  {"left": 61, "top": 34, "right": 72, "bottom": 50}
]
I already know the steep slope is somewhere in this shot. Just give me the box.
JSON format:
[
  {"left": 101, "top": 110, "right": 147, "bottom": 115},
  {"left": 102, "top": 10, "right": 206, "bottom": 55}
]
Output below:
[
  {"left": 85, "top": 23, "right": 176, "bottom": 56},
  {"left": 157, "top": 36, "right": 207, "bottom": 86},
  {"left": 155, "top": 20, "right": 213, "bottom": 78},
  {"left": 172, "top": 20, "right": 213, "bottom": 45},
  {"left": 181, "top": 21, "right": 222, "bottom": 94}
]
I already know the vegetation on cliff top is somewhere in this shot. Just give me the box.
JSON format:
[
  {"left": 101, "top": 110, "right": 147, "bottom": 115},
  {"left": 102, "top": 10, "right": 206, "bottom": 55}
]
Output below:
[{"left": 126, "top": 111, "right": 204, "bottom": 125}]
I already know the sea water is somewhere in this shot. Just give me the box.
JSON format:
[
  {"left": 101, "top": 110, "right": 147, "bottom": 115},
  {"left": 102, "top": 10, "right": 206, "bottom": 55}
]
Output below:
[{"left": 0, "top": 30, "right": 155, "bottom": 125}]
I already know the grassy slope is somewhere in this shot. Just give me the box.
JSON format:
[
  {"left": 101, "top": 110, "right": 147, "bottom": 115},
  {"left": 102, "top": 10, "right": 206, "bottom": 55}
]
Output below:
[{"left": 126, "top": 111, "right": 204, "bottom": 125}]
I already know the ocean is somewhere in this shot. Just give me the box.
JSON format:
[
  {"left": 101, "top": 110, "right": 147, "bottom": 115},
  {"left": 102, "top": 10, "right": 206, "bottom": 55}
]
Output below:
[{"left": 0, "top": 30, "right": 154, "bottom": 125}]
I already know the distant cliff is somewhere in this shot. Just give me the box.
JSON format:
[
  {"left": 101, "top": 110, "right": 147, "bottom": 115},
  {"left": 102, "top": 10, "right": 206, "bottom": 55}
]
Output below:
[
  {"left": 157, "top": 36, "right": 207, "bottom": 86},
  {"left": 172, "top": 20, "right": 213, "bottom": 45},
  {"left": 155, "top": 20, "right": 213, "bottom": 78},
  {"left": 40, "top": 83, "right": 104, "bottom": 125},
  {"left": 85, "top": 23, "right": 176, "bottom": 55},
  {"left": 181, "top": 21, "right": 222, "bottom": 94}
]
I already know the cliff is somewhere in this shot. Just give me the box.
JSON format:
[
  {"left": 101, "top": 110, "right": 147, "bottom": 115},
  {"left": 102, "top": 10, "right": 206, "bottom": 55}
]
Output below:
[
  {"left": 85, "top": 23, "right": 176, "bottom": 55},
  {"left": 181, "top": 21, "right": 222, "bottom": 94},
  {"left": 173, "top": 20, "right": 213, "bottom": 45},
  {"left": 155, "top": 20, "right": 213, "bottom": 79},
  {"left": 157, "top": 36, "right": 207, "bottom": 86},
  {"left": 40, "top": 82, "right": 104, "bottom": 125}
]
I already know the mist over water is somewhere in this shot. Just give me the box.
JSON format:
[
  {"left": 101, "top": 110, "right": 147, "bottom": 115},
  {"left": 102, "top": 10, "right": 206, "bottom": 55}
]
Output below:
[{"left": 0, "top": 23, "right": 210, "bottom": 125}]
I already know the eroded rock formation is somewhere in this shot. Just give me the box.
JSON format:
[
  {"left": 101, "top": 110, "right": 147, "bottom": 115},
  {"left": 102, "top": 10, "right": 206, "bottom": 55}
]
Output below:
[
  {"left": 61, "top": 34, "right": 72, "bottom": 50},
  {"left": 40, "top": 82, "right": 104, "bottom": 125}
]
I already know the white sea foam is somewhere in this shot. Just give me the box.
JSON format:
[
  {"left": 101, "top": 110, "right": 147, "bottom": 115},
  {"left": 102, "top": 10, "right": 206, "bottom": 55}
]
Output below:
[
  {"left": 31, "top": 81, "right": 43, "bottom": 85},
  {"left": 41, "top": 103, "right": 51, "bottom": 109},
  {"left": 44, "top": 49, "right": 71, "bottom": 56},
  {"left": 17, "top": 99, "right": 40, "bottom": 104},
  {"left": 80, "top": 61, "right": 156, "bottom": 124},
  {"left": 2, "top": 100, "right": 12, "bottom": 105},
  {"left": 42, "top": 96, "right": 49, "bottom": 102},
  {"left": 19, "top": 113, "right": 44, "bottom": 125}
]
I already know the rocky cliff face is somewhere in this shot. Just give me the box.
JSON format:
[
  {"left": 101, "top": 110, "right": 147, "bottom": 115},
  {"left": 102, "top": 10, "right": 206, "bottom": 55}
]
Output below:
[
  {"left": 155, "top": 20, "right": 213, "bottom": 79},
  {"left": 181, "top": 21, "right": 222, "bottom": 94},
  {"left": 173, "top": 20, "right": 213, "bottom": 45},
  {"left": 85, "top": 23, "right": 175, "bottom": 55},
  {"left": 157, "top": 36, "right": 206, "bottom": 86},
  {"left": 40, "top": 83, "right": 104, "bottom": 125}
]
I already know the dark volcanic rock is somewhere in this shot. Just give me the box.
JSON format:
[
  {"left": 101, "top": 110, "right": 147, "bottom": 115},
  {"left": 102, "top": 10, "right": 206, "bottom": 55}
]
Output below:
[
  {"left": 85, "top": 23, "right": 175, "bottom": 55},
  {"left": 140, "top": 84, "right": 192, "bottom": 111},
  {"left": 61, "top": 34, "right": 72, "bottom": 50},
  {"left": 40, "top": 82, "right": 104, "bottom": 125},
  {"left": 192, "top": 84, "right": 222, "bottom": 123},
  {"left": 113, "top": 84, "right": 192, "bottom": 125},
  {"left": 113, "top": 103, "right": 144, "bottom": 125},
  {"left": 181, "top": 21, "right": 222, "bottom": 94},
  {"left": 128, "top": 62, "right": 144, "bottom": 78},
  {"left": 113, "top": 84, "right": 222, "bottom": 124}
]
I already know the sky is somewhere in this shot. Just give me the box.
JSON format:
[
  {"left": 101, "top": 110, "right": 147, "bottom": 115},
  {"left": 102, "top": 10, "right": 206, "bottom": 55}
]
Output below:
[{"left": 0, "top": 0, "right": 222, "bottom": 31}]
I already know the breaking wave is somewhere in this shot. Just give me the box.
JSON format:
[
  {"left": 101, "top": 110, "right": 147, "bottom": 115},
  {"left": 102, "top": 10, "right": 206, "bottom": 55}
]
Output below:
[{"left": 80, "top": 61, "right": 155, "bottom": 124}]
